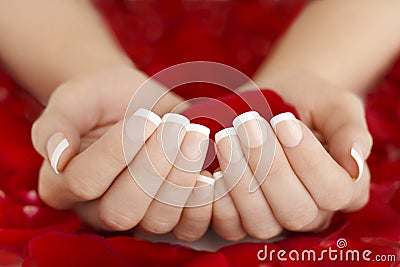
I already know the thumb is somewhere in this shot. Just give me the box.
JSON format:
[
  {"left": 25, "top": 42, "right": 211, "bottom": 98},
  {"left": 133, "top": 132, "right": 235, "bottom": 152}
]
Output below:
[
  {"left": 31, "top": 88, "right": 99, "bottom": 174},
  {"left": 315, "top": 94, "right": 373, "bottom": 180}
]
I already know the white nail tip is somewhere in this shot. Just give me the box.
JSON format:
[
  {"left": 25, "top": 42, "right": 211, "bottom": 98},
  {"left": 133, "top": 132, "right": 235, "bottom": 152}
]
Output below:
[
  {"left": 213, "top": 171, "right": 223, "bottom": 180},
  {"left": 232, "top": 111, "right": 261, "bottom": 129},
  {"left": 50, "top": 138, "right": 69, "bottom": 174},
  {"left": 214, "top": 127, "right": 237, "bottom": 143},
  {"left": 134, "top": 108, "right": 161, "bottom": 127},
  {"left": 351, "top": 147, "right": 364, "bottom": 181},
  {"left": 161, "top": 113, "right": 190, "bottom": 125},
  {"left": 270, "top": 112, "right": 296, "bottom": 128},
  {"left": 185, "top": 123, "right": 210, "bottom": 137},
  {"left": 197, "top": 175, "right": 215, "bottom": 185}
]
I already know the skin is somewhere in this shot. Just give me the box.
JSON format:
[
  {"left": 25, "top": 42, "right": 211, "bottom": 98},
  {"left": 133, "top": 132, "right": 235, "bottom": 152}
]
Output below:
[{"left": 0, "top": 0, "right": 399, "bottom": 241}]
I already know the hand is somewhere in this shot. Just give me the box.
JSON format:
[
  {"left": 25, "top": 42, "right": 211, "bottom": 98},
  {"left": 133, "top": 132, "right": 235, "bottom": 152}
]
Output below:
[
  {"left": 211, "top": 70, "right": 371, "bottom": 240},
  {"left": 181, "top": 75, "right": 371, "bottom": 240},
  {"left": 31, "top": 65, "right": 213, "bottom": 240}
]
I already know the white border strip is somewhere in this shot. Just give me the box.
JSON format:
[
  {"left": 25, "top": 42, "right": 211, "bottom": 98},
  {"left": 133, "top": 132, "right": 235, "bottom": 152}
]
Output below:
[
  {"left": 215, "top": 127, "right": 237, "bottom": 143},
  {"left": 270, "top": 112, "right": 296, "bottom": 129},
  {"left": 134, "top": 108, "right": 162, "bottom": 127}
]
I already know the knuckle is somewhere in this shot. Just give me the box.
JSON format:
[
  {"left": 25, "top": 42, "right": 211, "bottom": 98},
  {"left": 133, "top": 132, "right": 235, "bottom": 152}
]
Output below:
[
  {"left": 279, "top": 205, "right": 319, "bottom": 231},
  {"left": 317, "top": 181, "right": 353, "bottom": 211},
  {"left": 212, "top": 223, "right": 247, "bottom": 241},
  {"left": 99, "top": 205, "right": 139, "bottom": 231},
  {"left": 174, "top": 229, "right": 202, "bottom": 242},
  {"left": 139, "top": 216, "right": 175, "bottom": 234},
  {"left": 65, "top": 174, "right": 101, "bottom": 201},
  {"left": 245, "top": 223, "right": 282, "bottom": 240},
  {"left": 300, "top": 214, "right": 333, "bottom": 232},
  {"left": 221, "top": 232, "right": 247, "bottom": 242},
  {"left": 104, "top": 141, "right": 126, "bottom": 170},
  {"left": 183, "top": 213, "right": 211, "bottom": 226},
  {"left": 345, "top": 190, "right": 370, "bottom": 212}
]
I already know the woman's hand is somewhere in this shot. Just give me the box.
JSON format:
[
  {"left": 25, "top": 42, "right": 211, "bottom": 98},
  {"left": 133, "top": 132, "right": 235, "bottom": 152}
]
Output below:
[
  {"left": 211, "top": 70, "right": 372, "bottom": 240},
  {"left": 31, "top": 65, "right": 214, "bottom": 240}
]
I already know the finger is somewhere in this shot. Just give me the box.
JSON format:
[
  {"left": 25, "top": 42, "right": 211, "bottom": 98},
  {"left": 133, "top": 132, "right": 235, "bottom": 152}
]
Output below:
[
  {"left": 173, "top": 171, "right": 214, "bottom": 242},
  {"left": 31, "top": 84, "right": 103, "bottom": 174},
  {"left": 212, "top": 171, "right": 247, "bottom": 241},
  {"left": 139, "top": 124, "right": 210, "bottom": 234},
  {"left": 313, "top": 93, "right": 373, "bottom": 180},
  {"left": 215, "top": 128, "right": 282, "bottom": 239},
  {"left": 342, "top": 165, "right": 371, "bottom": 212},
  {"left": 233, "top": 111, "right": 319, "bottom": 231},
  {"left": 37, "top": 109, "right": 160, "bottom": 209},
  {"left": 299, "top": 210, "right": 335, "bottom": 232},
  {"left": 31, "top": 67, "right": 151, "bottom": 173},
  {"left": 270, "top": 112, "right": 354, "bottom": 211},
  {"left": 98, "top": 113, "right": 189, "bottom": 230}
]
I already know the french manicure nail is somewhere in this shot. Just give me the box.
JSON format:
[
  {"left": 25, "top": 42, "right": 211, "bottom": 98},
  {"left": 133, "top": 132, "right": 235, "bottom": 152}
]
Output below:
[
  {"left": 197, "top": 174, "right": 215, "bottom": 185},
  {"left": 213, "top": 171, "right": 228, "bottom": 200},
  {"left": 125, "top": 109, "right": 160, "bottom": 162},
  {"left": 47, "top": 133, "right": 69, "bottom": 174},
  {"left": 161, "top": 113, "right": 190, "bottom": 125},
  {"left": 215, "top": 127, "right": 243, "bottom": 163},
  {"left": 158, "top": 113, "right": 189, "bottom": 151},
  {"left": 213, "top": 171, "right": 223, "bottom": 180},
  {"left": 270, "top": 112, "right": 302, "bottom": 148},
  {"left": 133, "top": 108, "right": 161, "bottom": 127},
  {"left": 214, "top": 127, "right": 237, "bottom": 144},
  {"left": 187, "top": 175, "right": 215, "bottom": 206},
  {"left": 351, "top": 146, "right": 364, "bottom": 181},
  {"left": 233, "top": 111, "right": 267, "bottom": 148},
  {"left": 185, "top": 123, "right": 210, "bottom": 137},
  {"left": 181, "top": 123, "right": 210, "bottom": 160}
]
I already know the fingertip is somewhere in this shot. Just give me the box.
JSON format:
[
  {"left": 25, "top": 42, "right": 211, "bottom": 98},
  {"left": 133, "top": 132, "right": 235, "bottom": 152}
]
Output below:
[
  {"left": 133, "top": 108, "right": 162, "bottom": 127},
  {"left": 214, "top": 127, "right": 236, "bottom": 144}
]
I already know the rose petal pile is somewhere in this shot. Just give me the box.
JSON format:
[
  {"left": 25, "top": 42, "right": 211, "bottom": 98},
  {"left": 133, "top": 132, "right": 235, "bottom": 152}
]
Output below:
[{"left": 0, "top": 1, "right": 398, "bottom": 266}]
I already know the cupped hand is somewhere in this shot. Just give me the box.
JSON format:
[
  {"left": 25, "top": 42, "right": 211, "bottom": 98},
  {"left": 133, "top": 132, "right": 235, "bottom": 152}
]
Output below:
[
  {"left": 181, "top": 71, "right": 372, "bottom": 241},
  {"left": 31, "top": 65, "right": 213, "bottom": 241},
  {"left": 211, "top": 70, "right": 372, "bottom": 240}
]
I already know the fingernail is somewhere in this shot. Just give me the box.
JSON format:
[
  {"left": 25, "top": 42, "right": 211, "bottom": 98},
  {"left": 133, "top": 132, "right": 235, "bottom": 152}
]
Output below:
[
  {"left": 213, "top": 171, "right": 228, "bottom": 200},
  {"left": 215, "top": 127, "right": 237, "bottom": 144},
  {"left": 215, "top": 127, "right": 243, "bottom": 163},
  {"left": 187, "top": 175, "right": 215, "bottom": 206},
  {"left": 158, "top": 113, "right": 189, "bottom": 149},
  {"left": 161, "top": 113, "right": 189, "bottom": 125},
  {"left": 125, "top": 109, "right": 160, "bottom": 162},
  {"left": 47, "top": 133, "right": 69, "bottom": 174},
  {"left": 351, "top": 146, "right": 364, "bottom": 181},
  {"left": 156, "top": 113, "right": 189, "bottom": 166},
  {"left": 181, "top": 123, "right": 210, "bottom": 160},
  {"left": 197, "top": 174, "right": 215, "bottom": 185},
  {"left": 270, "top": 112, "right": 302, "bottom": 147},
  {"left": 233, "top": 111, "right": 267, "bottom": 148},
  {"left": 213, "top": 171, "right": 223, "bottom": 180},
  {"left": 134, "top": 108, "right": 161, "bottom": 127},
  {"left": 185, "top": 123, "right": 210, "bottom": 137}
]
